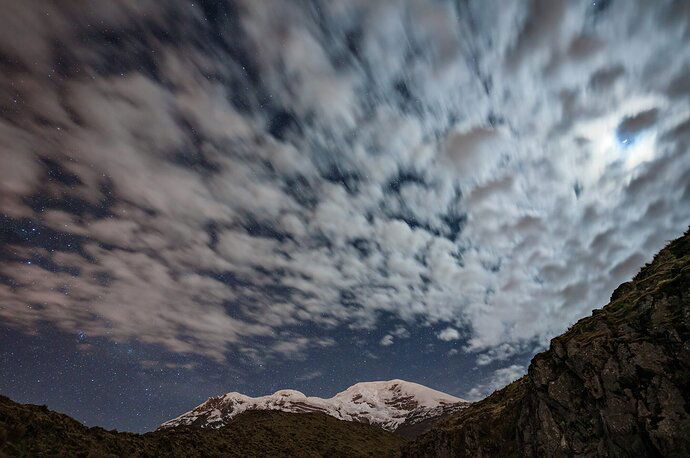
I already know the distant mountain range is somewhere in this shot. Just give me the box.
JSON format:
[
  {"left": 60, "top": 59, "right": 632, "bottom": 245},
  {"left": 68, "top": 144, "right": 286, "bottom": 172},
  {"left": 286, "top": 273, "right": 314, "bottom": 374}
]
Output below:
[
  {"left": 2, "top": 228, "right": 689, "bottom": 456},
  {"left": 158, "top": 379, "right": 468, "bottom": 437}
]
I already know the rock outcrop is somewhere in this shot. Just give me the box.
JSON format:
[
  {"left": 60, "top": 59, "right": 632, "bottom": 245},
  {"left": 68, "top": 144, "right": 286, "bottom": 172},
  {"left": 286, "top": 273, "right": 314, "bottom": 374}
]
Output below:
[{"left": 404, "top": 228, "right": 690, "bottom": 457}]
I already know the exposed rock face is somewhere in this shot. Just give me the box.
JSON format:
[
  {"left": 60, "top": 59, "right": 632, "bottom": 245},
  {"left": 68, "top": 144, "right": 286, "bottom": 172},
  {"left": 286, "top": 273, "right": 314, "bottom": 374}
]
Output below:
[{"left": 404, "top": 228, "right": 690, "bottom": 457}]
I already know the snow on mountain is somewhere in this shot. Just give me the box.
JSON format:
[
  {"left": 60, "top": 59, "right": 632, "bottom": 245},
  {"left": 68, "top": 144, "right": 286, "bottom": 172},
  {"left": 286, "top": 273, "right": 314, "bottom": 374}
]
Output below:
[{"left": 158, "top": 379, "right": 469, "bottom": 432}]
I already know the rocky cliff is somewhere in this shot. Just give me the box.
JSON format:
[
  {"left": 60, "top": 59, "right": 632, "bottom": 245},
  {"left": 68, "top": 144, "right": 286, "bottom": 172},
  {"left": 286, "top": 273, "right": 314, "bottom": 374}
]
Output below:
[{"left": 404, "top": 228, "right": 690, "bottom": 457}]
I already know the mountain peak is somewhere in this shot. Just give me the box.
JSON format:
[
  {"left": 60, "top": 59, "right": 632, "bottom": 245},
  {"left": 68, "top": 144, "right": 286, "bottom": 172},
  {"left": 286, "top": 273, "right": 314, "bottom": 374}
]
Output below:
[
  {"left": 159, "top": 379, "right": 468, "bottom": 434},
  {"left": 271, "top": 389, "right": 307, "bottom": 398},
  {"left": 335, "top": 379, "right": 465, "bottom": 409}
]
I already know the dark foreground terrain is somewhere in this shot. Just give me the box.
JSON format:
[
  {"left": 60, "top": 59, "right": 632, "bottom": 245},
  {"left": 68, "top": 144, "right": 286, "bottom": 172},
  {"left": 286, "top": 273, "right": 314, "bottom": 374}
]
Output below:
[
  {"left": 0, "top": 398, "right": 404, "bottom": 457},
  {"left": 2, "top": 229, "right": 689, "bottom": 457}
]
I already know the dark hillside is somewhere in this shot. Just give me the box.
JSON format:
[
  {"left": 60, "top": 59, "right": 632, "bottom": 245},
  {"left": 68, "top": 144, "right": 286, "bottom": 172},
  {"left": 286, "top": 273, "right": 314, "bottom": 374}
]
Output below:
[{"left": 0, "top": 396, "right": 404, "bottom": 457}]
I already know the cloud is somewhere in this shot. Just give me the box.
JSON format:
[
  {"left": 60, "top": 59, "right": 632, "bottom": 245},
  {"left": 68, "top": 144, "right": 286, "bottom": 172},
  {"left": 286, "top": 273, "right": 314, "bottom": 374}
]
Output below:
[
  {"left": 466, "top": 364, "right": 527, "bottom": 401},
  {"left": 437, "top": 327, "right": 461, "bottom": 342},
  {"left": 442, "top": 126, "right": 509, "bottom": 183},
  {"left": 475, "top": 343, "right": 524, "bottom": 366},
  {"left": 271, "top": 336, "right": 336, "bottom": 360},
  {"left": 380, "top": 335, "right": 394, "bottom": 347},
  {"left": 140, "top": 360, "right": 197, "bottom": 370},
  {"left": 617, "top": 108, "right": 659, "bottom": 139},
  {"left": 364, "top": 350, "right": 380, "bottom": 361},
  {"left": 0, "top": 0, "right": 688, "bottom": 367},
  {"left": 391, "top": 326, "right": 410, "bottom": 339},
  {"left": 295, "top": 370, "right": 323, "bottom": 382}
]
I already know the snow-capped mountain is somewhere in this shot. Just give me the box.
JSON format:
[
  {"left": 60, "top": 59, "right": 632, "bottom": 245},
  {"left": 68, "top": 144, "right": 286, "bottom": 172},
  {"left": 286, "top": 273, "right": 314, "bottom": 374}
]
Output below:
[{"left": 158, "top": 379, "right": 469, "bottom": 433}]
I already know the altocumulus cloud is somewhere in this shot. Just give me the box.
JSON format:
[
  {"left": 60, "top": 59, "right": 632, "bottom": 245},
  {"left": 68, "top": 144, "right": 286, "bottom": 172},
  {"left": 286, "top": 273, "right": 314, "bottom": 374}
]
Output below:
[
  {"left": 437, "top": 327, "right": 461, "bottom": 342},
  {"left": 466, "top": 364, "right": 527, "bottom": 401},
  {"left": 1, "top": 0, "right": 689, "bottom": 367}
]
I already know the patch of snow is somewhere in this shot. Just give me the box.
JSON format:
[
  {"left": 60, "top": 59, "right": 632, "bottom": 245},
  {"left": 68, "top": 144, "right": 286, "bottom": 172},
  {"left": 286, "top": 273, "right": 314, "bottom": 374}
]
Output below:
[{"left": 158, "top": 379, "right": 469, "bottom": 432}]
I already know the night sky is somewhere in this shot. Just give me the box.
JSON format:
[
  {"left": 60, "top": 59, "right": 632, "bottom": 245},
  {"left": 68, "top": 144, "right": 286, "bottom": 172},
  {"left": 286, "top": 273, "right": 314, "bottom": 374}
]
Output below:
[{"left": 2, "top": 0, "right": 690, "bottom": 433}]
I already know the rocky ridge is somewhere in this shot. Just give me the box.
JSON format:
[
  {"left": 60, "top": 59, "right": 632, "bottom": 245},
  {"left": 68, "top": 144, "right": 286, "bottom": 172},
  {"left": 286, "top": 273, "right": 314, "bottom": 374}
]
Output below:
[{"left": 403, "top": 228, "right": 690, "bottom": 457}]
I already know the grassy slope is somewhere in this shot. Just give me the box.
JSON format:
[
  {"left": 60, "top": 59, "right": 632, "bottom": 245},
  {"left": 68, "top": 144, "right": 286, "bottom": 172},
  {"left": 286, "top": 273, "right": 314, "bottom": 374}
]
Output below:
[{"left": 0, "top": 396, "right": 405, "bottom": 457}]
